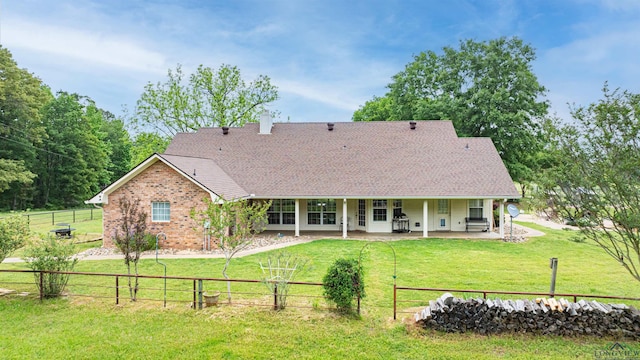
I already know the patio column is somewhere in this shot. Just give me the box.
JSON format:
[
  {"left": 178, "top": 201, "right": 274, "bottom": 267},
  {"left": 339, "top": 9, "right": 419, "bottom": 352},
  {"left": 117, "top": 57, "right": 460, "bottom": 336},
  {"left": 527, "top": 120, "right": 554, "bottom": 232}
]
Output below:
[
  {"left": 295, "top": 199, "right": 300, "bottom": 237},
  {"left": 423, "top": 200, "right": 429, "bottom": 238},
  {"left": 499, "top": 199, "right": 506, "bottom": 239},
  {"left": 342, "top": 198, "right": 348, "bottom": 239}
]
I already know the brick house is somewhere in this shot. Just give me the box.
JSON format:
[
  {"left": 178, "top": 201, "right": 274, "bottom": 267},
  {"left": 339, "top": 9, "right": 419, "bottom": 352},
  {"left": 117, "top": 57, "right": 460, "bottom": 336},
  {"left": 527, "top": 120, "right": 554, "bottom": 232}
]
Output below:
[{"left": 87, "top": 118, "right": 520, "bottom": 250}]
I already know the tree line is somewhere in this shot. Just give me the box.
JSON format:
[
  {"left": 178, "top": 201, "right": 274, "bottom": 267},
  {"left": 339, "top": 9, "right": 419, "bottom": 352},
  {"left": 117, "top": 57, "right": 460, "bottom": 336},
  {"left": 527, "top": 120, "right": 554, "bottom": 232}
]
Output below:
[{"left": 0, "top": 46, "right": 278, "bottom": 210}]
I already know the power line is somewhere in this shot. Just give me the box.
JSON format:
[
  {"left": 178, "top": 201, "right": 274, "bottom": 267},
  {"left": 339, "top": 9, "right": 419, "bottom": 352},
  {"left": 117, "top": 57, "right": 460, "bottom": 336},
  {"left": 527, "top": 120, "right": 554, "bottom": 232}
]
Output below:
[{"left": 0, "top": 134, "right": 79, "bottom": 162}]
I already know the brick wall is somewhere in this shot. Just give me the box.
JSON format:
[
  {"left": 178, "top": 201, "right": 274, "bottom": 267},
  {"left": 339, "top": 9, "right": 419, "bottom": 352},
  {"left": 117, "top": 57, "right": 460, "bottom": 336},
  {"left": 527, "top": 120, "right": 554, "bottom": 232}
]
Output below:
[{"left": 103, "top": 160, "right": 210, "bottom": 250}]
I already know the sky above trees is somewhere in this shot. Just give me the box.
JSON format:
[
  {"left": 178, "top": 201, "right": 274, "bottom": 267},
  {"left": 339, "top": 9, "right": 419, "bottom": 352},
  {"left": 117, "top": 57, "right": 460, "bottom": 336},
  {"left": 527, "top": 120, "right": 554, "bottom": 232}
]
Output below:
[{"left": 2, "top": 0, "right": 640, "bottom": 123}]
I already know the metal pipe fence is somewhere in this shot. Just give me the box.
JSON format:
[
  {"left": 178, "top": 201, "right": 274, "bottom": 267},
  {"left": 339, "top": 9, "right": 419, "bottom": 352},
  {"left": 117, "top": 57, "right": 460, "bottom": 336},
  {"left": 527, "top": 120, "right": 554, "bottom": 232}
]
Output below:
[
  {"left": 0, "top": 269, "right": 325, "bottom": 311},
  {"left": 0, "top": 208, "right": 102, "bottom": 227},
  {"left": 2, "top": 269, "right": 637, "bottom": 319}
]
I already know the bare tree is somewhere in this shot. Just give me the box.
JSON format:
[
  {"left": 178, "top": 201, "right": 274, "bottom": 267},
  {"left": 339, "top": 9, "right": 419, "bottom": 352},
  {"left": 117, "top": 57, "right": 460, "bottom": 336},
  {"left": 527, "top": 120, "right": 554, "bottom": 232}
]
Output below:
[{"left": 113, "top": 198, "right": 150, "bottom": 301}]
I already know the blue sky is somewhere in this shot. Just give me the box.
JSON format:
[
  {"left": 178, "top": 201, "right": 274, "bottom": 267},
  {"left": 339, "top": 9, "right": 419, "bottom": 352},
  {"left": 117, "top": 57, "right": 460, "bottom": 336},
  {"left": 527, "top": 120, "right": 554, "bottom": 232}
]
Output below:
[{"left": 3, "top": 0, "right": 640, "bottom": 124}]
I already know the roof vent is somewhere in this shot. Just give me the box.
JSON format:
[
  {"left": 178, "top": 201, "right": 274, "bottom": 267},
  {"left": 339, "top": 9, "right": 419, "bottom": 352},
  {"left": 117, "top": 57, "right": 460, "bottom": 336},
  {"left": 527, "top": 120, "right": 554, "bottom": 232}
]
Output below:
[
  {"left": 222, "top": 126, "right": 229, "bottom": 135},
  {"left": 327, "top": 123, "right": 334, "bottom": 131},
  {"left": 409, "top": 121, "right": 416, "bottom": 130}
]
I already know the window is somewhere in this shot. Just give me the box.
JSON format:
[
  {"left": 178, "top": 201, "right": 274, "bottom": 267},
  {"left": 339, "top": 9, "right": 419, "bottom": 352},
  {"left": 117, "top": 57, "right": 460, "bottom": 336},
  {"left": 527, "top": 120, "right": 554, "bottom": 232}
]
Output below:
[
  {"left": 393, "top": 199, "right": 403, "bottom": 218},
  {"left": 469, "top": 199, "right": 484, "bottom": 218},
  {"left": 267, "top": 199, "right": 296, "bottom": 225},
  {"left": 152, "top": 201, "right": 170, "bottom": 222},
  {"left": 372, "top": 199, "right": 387, "bottom": 221},
  {"left": 307, "top": 199, "right": 336, "bottom": 225},
  {"left": 437, "top": 199, "right": 449, "bottom": 214}
]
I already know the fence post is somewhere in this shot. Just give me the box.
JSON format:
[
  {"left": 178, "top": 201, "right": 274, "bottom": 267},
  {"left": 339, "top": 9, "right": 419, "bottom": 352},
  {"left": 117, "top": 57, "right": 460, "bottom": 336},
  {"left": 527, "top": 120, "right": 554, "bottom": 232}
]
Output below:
[
  {"left": 393, "top": 284, "right": 397, "bottom": 320},
  {"left": 193, "top": 280, "right": 196, "bottom": 310},
  {"left": 52, "top": 212, "right": 55, "bottom": 225},
  {"left": 115, "top": 276, "right": 119, "bottom": 305},
  {"left": 549, "top": 258, "right": 558, "bottom": 298},
  {"left": 198, "top": 280, "right": 203, "bottom": 309},
  {"left": 39, "top": 272, "right": 44, "bottom": 301},
  {"left": 273, "top": 283, "right": 278, "bottom": 310},
  {"left": 73, "top": 210, "right": 76, "bottom": 223}
]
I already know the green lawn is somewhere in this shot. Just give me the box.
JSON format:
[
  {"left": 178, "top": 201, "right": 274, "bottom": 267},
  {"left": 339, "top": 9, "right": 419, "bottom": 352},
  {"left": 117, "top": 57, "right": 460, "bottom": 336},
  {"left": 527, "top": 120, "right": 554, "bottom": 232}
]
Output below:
[{"left": 0, "top": 223, "right": 638, "bottom": 359}]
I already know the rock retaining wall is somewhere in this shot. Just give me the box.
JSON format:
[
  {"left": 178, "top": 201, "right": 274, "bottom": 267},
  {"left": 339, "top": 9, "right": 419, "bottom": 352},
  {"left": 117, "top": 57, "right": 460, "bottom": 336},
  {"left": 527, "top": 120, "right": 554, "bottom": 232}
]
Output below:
[{"left": 415, "top": 293, "right": 640, "bottom": 339}]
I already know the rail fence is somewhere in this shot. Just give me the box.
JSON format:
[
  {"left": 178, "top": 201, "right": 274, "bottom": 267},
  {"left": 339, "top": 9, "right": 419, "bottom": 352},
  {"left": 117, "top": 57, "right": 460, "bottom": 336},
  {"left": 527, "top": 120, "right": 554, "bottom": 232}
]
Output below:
[
  {"left": 2, "top": 269, "right": 638, "bottom": 319},
  {"left": 0, "top": 208, "right": 101, "bottom": 227},
  {"left": 0, "top": 269, "right": 325, "bottom": 311}
]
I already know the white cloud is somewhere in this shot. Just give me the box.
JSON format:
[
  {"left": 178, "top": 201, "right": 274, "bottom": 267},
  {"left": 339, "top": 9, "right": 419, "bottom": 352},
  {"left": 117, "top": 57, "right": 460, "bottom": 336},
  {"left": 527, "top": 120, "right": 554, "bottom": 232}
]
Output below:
[{"left": 4, "top": 18, "right": 168, "bottom": 74}]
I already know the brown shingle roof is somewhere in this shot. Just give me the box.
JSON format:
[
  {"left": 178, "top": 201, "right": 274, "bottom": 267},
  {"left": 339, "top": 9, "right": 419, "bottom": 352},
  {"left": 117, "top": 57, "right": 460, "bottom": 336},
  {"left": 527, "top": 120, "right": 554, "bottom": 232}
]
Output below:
[
  {"left": 163, "top": 121, "right": 519, "bottom": 199},
  {"left": 158, "top": 154, "right": 249, "bottom": 199}
]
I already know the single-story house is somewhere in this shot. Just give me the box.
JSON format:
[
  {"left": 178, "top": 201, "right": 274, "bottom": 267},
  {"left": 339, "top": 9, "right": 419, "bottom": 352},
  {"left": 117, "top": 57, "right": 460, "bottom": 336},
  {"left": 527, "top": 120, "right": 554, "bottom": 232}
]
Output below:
[{"left": 87, "top": 116, "right": 519, "bottom": 249}]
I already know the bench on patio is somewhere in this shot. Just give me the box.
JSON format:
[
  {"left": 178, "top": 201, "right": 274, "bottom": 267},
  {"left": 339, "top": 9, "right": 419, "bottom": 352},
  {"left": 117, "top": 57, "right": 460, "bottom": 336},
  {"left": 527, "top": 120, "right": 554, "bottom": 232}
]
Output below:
[{"left": 465, "top": 217, "right": 489, "bottom": 232}]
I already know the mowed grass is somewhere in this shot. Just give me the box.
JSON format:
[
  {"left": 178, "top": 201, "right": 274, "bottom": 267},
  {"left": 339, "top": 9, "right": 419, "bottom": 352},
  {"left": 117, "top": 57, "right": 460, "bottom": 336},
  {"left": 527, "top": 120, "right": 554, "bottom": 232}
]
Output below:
[{"left": 1, "top": 222, "right": 639, "bottom": 359}]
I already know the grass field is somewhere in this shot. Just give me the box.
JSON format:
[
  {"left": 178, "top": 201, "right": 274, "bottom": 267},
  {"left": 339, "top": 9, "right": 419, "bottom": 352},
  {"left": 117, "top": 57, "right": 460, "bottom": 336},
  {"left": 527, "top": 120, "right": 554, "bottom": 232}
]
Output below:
[{"left": 0, "top": 221, "right": 638, "bottom": 359}]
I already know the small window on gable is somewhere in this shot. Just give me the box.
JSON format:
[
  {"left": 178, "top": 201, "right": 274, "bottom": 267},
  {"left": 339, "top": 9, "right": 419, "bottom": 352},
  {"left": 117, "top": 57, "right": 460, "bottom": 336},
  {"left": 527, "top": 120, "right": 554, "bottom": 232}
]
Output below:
[{"left": 152, "top": 201, "right": 170, "bottom": 222}]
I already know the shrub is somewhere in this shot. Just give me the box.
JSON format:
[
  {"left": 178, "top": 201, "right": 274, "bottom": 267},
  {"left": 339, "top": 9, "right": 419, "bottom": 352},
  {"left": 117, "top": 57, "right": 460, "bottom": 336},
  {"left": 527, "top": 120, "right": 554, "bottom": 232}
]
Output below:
[
  {"left": 23, "top": 236, "right": 78, "bottom": 298},
  {"left": 322, "top": 258, "right": 365, "bottom": 313},
  {"left": 0, "top": 214, "right": 29, "bottom": 263}
]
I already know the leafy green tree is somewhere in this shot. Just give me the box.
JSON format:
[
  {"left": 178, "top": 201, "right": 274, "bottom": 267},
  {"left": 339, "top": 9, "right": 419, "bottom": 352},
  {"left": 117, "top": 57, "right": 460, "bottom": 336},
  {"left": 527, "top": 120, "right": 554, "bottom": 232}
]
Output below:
[
  {"left": 132, "top": 64, "right": 278, "bottom": 138},
  {"left": 100, "top": 112, "right": 132, "bottom": 184},
  {"left": 191, "top": 197, "right": 271, "bottom": 302},
  {"left": 130, "top": 132, "right": 170, "bottom": 167},
  {"left": 353, "top": 37, "right": 548, "bottom": 195},
  {"left": 0, "top": 214, "right": 29, "bottom": 263},
  {"left": 33, "top": 92, "right": 109, "bottom": 208},
  {"left": 0, "top": 46, "right": 51, "bottom": 209},
  {"left": 535, "top": 85, "right": 640, "bottom": 283},
  {"left": 352, "top": 96, "right": 394, "bottom": 122},
  {"left": 0, "top": 159, "right": 36, "bottom": 193}
]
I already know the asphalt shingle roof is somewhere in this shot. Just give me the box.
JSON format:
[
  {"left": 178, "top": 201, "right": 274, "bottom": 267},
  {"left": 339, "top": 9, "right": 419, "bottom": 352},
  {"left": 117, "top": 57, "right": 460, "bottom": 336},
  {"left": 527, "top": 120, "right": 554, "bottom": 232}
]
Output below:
[{"left": 163, "top": 120, "right": 520, "bottom": 199}]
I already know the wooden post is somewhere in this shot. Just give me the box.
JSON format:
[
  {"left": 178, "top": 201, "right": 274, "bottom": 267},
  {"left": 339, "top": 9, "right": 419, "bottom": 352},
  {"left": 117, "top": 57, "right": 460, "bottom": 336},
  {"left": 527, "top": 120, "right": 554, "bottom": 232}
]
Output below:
[{"left": 115, "top": 276, "right": 119, "bottom": 305}]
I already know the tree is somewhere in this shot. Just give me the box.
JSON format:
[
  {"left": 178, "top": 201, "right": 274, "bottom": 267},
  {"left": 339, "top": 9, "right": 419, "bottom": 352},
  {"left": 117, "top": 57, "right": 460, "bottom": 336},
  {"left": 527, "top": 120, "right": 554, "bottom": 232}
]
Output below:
[
  {"left": 0, "top": 214, "right": 29, "bottom": 263},
  {"left": 112, "top": 198, "right": 151, "bottom": 301},
  {"left": 353, "top": 37, "right": 548, "bottom": 195},
  {"left": 129, "top": 132, "right": 170, "bottom": 168},
  {"left": 191, "top": 197, "right": 270, "bottom": 302},
  {"left": 0, "top": 159, "right": 36, "bottom": 193},
  {"left": 132, "top": 64, "right": 278, "bottom": 138},
  {"left": 534, "top": 85, "right": 640, "bottom": 283},
  {"left": 100, "top": 112, "right": 132, "bottom": 183},
  {"left": 33, "top": 92, "right": 109, "bottom": 208},
  {"left": 0, "top": 46, "right": 51, "bottom": 209}
]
